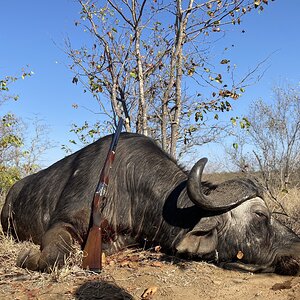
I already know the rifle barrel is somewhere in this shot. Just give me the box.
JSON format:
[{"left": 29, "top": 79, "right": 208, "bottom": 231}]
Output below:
[{"left": 82, "top": 114, "right": 125, "bottom": 272}]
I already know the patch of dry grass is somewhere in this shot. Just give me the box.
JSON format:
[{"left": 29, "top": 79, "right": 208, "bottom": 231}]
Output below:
[
  {"left": 266, "top": 187, "right": 300, "bottom": 235},
  {"left": 1, "top": 221, "right": 300, "bottom": 299},
  {"left": 0, "top": 228, "right": 86, "bottom": 283},
  {"left": 0, "top": 228, "right": 133, "bottom": 299},
  {"left": 0, "top": 228, "right": 198, "bottom": 299}
]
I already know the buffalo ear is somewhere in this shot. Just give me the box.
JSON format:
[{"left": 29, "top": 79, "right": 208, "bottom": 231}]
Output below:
[{"left": 176, "top": 217, "right": 218, "bottom": 256}]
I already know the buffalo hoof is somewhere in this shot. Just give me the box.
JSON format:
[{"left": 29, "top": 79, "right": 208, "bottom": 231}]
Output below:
[
  {"left": 17, "top": 248, "right": 41, "bottom": 271},
  {"left": 16, "top": 244, "right": 68, "bottom": 272},
  {"left": 16, "top": 222, "right": 75, "bottom": 272}
]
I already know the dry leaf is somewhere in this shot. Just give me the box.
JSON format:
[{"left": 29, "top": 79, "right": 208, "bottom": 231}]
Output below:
[
  {"left": 237, "top": 250, "right": 244, "bottom": 260},
  {"left": 120, "top": 260, "right": 130, "bottom": 267},
  {"left": 119, "top": 260, "right": 138, "bottom": 268},
  {"left": 108, "top": 260, "right": 115, "bottom": 267},
  {"left": 102, "top": 252, "right": 106, "bottom": 265},
  {"left": 128, "top": 261, "right": 139, "bottom": 269},
  {"left": 151, "top": 261, "right": 163, "bottom": 267},
  {"left": 154, "top": 246, "right": 162, "bottom": 252},
  {"left": 141, "top": 286, "right": 158, "bottom": 299},
  {"left": 254, "top": 0, "right": 261, "bottom": 7},
  {"left": 129, "top": 254, "right": 140, "bottom": 262}
]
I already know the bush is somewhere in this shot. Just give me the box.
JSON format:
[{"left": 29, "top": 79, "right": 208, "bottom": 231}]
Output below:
[{"left": 0, "top": 165, "right": 21, "bottom": 197}]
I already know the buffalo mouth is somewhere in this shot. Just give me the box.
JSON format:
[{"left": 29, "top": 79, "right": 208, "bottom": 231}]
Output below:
[
  {"left": 219, "top": 261, "right": 275, "bottom": 273},
  {"left": 274, "top": 256, "right": 300, "bottom": 276},
  {"left": 219, "top": 256, "right": 300, "bottom": 275}
]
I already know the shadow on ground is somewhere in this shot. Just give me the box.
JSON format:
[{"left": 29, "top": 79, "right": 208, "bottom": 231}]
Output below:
[{"left": 75, "top": 280, "right": 134, "bottom": 300}]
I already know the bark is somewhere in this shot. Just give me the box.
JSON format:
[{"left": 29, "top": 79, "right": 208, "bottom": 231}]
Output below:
[
  {"left": 163, "top": 0, "right": 194, "bottom": 157},
  {"left": 134, "top": 25, "right": 147, "bottom": 135}
]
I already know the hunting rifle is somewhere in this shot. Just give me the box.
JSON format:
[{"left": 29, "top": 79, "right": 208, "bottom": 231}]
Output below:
[{"left": 82, "top": 100, "right": 129, "bottom": 272}]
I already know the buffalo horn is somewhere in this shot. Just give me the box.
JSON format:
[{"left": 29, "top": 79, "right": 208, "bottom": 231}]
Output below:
[{"left": 187, "top": 158, "right": 260, "bottom": 211}]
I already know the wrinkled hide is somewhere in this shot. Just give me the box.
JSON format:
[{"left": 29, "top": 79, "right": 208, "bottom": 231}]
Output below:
[
  {"left": 216, "top": 198, "right": 300, "bottom": 275},
  {"left": 1, "top": 133, "right": 299, "bottom": 274}
]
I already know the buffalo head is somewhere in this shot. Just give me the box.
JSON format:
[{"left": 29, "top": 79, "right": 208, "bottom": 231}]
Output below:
[{"left": 176, "top": 158, "right": 300, "bottom": 275}]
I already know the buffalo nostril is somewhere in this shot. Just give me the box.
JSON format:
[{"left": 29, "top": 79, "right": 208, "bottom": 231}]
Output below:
[{"left": 275, "top": 256, "right": 300, "bottom": 276}]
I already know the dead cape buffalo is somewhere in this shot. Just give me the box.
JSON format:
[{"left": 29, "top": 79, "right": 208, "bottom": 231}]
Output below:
[{"left": 1, "top": 132, "right": 300, "bottom": 274}]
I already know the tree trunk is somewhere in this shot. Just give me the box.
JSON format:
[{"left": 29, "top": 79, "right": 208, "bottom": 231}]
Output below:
[
  {"left": 168, "top": 0, "right": 194, "bottom": 158},
  {"left": 135, "top": 28, "right": 148, "bottom": 135}
]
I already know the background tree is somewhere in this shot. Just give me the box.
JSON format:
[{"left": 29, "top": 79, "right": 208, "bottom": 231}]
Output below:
[
  {"left": 0, "top": 71, "right": 51, "bottom": 198},
  {"left": 227, "top": 84, "right": 300, "bottom": 213},
  {"left": 66, "top": 0, "right": 271, "bottom": 158}
]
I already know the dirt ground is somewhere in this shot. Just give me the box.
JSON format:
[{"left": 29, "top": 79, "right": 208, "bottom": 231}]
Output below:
[{"left": 0, "top": 237, "right": 299, "bottom": 300}]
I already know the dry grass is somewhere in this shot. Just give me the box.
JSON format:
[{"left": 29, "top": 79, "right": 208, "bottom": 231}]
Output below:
[
  {"left": 0, "top": 228, "right": 202, "bottom": 299},
  {"left": 0, "top": 228, "right": 139, "bottom": 299},
  {"left": 266, "top": 187, "right": 300, "bottom": 235},
  {"left": 1, "top": 222, "right": 300, "bottom": 299},
  {"left": 0, "top": 228, "right": 79, "bottom": 281},
  {"left": 1, "top": 233, "right": 300, "bottom": 300}
]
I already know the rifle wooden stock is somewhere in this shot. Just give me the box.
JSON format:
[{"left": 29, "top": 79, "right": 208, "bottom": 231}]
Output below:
[
  {"left": 82, "top": 192, "right": 104, "bottom": 272},
  {"left": 82, "top": 224, "right": 102, "bottom": 272}
]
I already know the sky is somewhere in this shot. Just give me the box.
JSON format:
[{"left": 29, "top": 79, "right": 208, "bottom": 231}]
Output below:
[{"left": 1, "top": 0, "right": 300, "bottom": 168}]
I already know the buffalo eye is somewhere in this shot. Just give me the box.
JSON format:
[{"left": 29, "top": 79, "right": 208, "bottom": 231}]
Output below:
[{"left": 254, "top": 211, "right": 269, "bottom": 221}]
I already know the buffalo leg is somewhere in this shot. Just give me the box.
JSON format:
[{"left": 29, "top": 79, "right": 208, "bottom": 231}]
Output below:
[{"left": 17, "top": 222, "right": 75, "bottom": 272}]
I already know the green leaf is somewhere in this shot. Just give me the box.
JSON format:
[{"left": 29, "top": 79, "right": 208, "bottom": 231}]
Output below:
[
  {"left": 130, "top": 71, "right": 137, "bottom": 79},
  {"left": 242, "top": 117, "right": 251, "bottom": 128},
  {"left": 231, "top": 117, "right": 237, "bottom": 126},
  {"left": 233, "top": 143, "right": 238, "bottom": 150}
]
